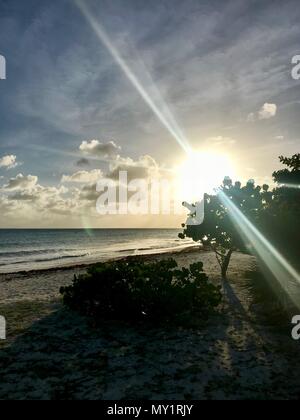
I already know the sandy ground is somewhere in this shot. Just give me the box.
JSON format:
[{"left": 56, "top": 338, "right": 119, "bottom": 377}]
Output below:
[
  {"left": 0, "top": 248, "right": 218, "bottom": 305},
  {"left": 0, "top": 249, "right": 300, "bottom": 400}
]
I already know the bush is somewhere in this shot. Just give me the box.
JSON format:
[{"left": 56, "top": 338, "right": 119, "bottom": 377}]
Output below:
[{"left": 60, "top": 259, "right": 222, "bottom": 325}]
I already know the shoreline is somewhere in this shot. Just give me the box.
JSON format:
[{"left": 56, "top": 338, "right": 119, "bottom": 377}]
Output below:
[
  {"left": 0, "top": 247, "right": 256, "bottom": 307},
  {"left": 1, "top": 248, "right": 300, "bottom": 400},
  {"left": 0, "top": 245, "right": 202, "bottom": 278}
]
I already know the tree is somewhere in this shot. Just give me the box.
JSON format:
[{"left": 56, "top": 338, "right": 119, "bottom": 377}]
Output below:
[
  {"left": 273, "top": 154, "right": 300, "bottom": 184},
  {"left": 263, "top": 154, "right": 300, "bottom": 266},
  {"left": 272, "top": 154, "right": 300, "bottom": 208},
  {"left": 179, "top": 178, "right": 269, "bottom": 279}
]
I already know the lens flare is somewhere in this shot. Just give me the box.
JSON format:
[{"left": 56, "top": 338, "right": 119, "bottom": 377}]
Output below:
[
  {"left": 75, "top": 0, "right": 191, "bottom": 155},
  {"left": 219, "top": 190, "right": 300, "bottom": 308},
  {"left": 278, "top": 183, "right": 300, "bottom": 189}
]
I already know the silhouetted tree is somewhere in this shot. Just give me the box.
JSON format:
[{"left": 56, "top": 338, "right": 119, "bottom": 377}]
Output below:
[
  {"left": 272, "top": 154, "right": 300, "bottom": 208},
  {"left": 179, "top": 178, "right": 269, "bottom": 279},
  {"left": 273, "top": 154, "right": 300, "bottom": 184},
  {"left": 262, "top": 154, "right": 300, "bottom": 266}
]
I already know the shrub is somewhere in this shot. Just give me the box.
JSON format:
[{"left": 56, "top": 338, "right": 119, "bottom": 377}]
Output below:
[{"left": 60, "top": 259, "right": 222, "bottom": 325}]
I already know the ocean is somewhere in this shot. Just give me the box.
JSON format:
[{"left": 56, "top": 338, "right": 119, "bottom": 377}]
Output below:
[{"left": 0, "top": 229, "right": 194, "bottom": 273}]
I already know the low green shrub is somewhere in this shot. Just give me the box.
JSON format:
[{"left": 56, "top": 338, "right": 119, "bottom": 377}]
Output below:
[{"left": 60, "top": 259, "right": 222, "bottom": 325}]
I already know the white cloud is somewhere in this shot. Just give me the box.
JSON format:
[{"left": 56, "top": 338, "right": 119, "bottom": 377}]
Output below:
[
  {"left": 258, "top": 103, "right": 277, "bottom": 120},
  {"left": 0, "top": 155, "right": 18, "bottom": 170},
  {"left": 4, "top": 174, "right": 38, "bottom": 190},
  {"left": 0, "top": 195, "right": 16, "bottom": 214},
  {"left": 62, "top": 169, "right": 103, "bottom": 184},
  {"left": 108, "top": 155, "right": 159, "bottom": 180},
  {"left": 1, "top": 177, "right": 74, "bottom": 220},
  {"left": 8, "top": 184, "right": 68, "bottom": 202},
  {"left": 0, "top": 154, "right": 160, "bottom": 219},
  {"left": 79, "top": 140, "right": 121, "bottom": 158},
  {"left": 247, "top": 103, "right": 277, "bottom": 122},
  {"left": 206, "top": 136, "right": 236, "bottom": 147}
]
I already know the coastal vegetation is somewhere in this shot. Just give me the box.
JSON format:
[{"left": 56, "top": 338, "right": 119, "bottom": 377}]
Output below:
[
  {"left": 1, "top": 154, "right": 299, "bottom": 400},
  {"left": 180, "top": 154, "right": 300, "bottom": 279},
  {"left": 60, "top": 154, "right": 300, "bottom": 326},
  {"left": 179, "top": 178, "right": 269, "bottom": 279},
  {"left": 60, "top": 259, "right": 222, "bottom": 325}
]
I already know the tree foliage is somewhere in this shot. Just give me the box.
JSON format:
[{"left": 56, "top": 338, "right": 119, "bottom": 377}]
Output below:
[
  {"left": 272, "top": 154, "right": 300, "bottom": 208},
  {"left": 179, "top": 178, "right": 271, "bottom": 278},
  {"left": 60, "top": 259, "right": 222, "bottom": 325},
  {"left": 262, "top": 153, "right": 300, "bottom": 266},
  {"left": 180, "top": 153, "right": 300, "bottom": 277}
]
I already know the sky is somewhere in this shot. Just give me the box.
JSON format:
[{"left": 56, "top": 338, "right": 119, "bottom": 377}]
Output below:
[{"left": 0, "top": 0, "right": 299, "bottom": 228}]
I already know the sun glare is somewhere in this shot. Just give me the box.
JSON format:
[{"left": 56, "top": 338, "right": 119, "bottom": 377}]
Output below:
[{"left": 176, "top": 150, "right": 235, "bottom": 202}]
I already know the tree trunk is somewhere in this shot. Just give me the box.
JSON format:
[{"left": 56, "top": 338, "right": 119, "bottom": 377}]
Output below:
[{"left": 221, "top": 249, "right": 233, "bottom": 279}]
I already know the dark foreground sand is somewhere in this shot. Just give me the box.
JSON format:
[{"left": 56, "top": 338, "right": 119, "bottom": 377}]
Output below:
[{"left": 0, "top": 249, "right": 300, "bottom": 400}]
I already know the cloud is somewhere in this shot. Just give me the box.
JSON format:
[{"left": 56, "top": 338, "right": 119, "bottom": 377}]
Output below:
[
  {"left": 0, "top": 195, "right": 16, "bottom": 214},
  {"left": 77, "top": 183, "right": 99, "bottom": 202},
  {"left": 0, "top": 149, "right": 164, "bottom": 223},
  {"left": 1, "top": 176, "right": 75, "bottom": 220},
  {"left": 108, "top": 155, "right": 159, "bottom": 181},
  {"left": 4, "top": 174, "right": 38, "bottom": 190},
  {"left": 0, "top": 154, "right": 159, "bottom": 219},
  {"left": 76, "top": 158, "right": 90, "bottom": 167},
  {"left": 0, "top": 155, "right": 18, "bottom": 170},
  {"left": 79, "top": 140, "right": 121, "bottom": 158},
  {"left": 247, "top": 103, "right": 277, "bottom": 122},
  {"left": 8, "top": 191, "right": 40, "bottom": 201},
  {"left": 206, "top": 136, "right": 236, "bottom": 147},
  {"left": 259, "top": 103, "right": 277, "bottom": 120},
  {"left": 62, "top": 169, "right": 103, "bottom": 184}
]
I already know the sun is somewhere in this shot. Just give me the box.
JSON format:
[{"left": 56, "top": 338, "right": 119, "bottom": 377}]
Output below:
[{"left": 176, "top": 150, "right": 235, "bottom": 202}]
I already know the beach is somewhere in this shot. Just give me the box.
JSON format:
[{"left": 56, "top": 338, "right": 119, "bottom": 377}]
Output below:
[
  {"left": 0, "top": 247, "right": 211, "bottom": 305},
  {"left": 0, "top": 229, "right": 193, "bottom": 274},
  {"left": 1, "top": 248, "right": 300, "bottom": 400}
]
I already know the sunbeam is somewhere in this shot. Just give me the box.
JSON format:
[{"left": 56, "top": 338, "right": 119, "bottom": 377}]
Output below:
[
  {"left": 278, "top": 183, "right": 300, "bottom": 189},
  {"left": 219, "top": 190, "right": 300, "bottom": 309},
  {"left": 74, "top": 0, "right": 191, "bottom": 155}
]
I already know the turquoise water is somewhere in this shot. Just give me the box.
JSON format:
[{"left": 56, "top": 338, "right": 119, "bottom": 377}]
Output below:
[{"left": 0, "top": 229, "right": 193, "bottom": 273}]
